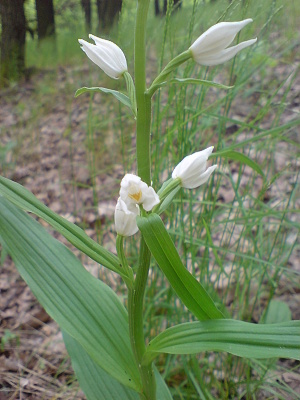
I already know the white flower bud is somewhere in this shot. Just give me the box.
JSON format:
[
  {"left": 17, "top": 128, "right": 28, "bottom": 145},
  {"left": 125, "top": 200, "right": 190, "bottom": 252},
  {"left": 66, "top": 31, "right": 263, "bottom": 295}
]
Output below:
[
  {"left": 172, "top": 147, "right": 217, "bottom": 189},
  {"left": 114, "top": 198, "right": 139, "bottom": 237},
  {"left": 78, "top": 34, "right": 127, "bottom": 79},
  {"left": 120, "top": 174, "right": 160, "bottom": 212},
  {"left": 189, "top": 19, "right": 257, "bottom": 66}
]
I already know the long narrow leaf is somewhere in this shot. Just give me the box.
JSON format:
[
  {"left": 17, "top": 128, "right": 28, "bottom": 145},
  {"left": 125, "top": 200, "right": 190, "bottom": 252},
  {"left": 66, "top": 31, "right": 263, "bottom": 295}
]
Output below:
[
  {"left": 75, "top": 86, "right": 132, "bottom": 110},
  {"left": 149, "top": 78, "right": 232, "bottom": 96},
  {"left": 137, "top": 213, "right": 224, "bottom": 321},
  {"left": 143, "top": 319, "right": 300, "bottom": 364},
  {"left": 64, "top": 331, "right": 173, "bottom": 400},
  {"left": 210, "top": 150, "right": 265, "bottom": 178},
  {"left": 0, "top": 198, "right": 141, "bottom": 392},
  {"left": 0, "top": 176, "right": 123, "bottom": 277},
  {"left": 169, "top": 78, "right": 232, "bottom": 90},
  {"left": 63, "top": 331, "right": 139, "bottom": 400}
]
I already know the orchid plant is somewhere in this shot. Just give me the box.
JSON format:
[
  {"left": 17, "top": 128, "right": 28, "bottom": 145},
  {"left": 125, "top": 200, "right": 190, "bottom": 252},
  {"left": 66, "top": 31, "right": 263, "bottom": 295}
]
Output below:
[{"left": 0, "top": 1, "right": 299, "bottom": 399}]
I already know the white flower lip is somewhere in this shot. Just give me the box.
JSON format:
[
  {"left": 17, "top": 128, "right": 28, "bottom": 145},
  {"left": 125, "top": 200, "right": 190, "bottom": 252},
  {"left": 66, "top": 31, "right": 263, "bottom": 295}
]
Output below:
[
  {"left": 120, "top": 173, "right": 160, "bottom": 212},
  {"left": 172, "top": 146, "right": 217, "bottom": 189},
  {"left": 189, "top": 19, "right": 257, "bottom": 66},
  {"left": 114, "top": 198, "right": 139, "bottom": 237},
  {"left": 78, "top": 34, "right": 127, "bottom": 79}
]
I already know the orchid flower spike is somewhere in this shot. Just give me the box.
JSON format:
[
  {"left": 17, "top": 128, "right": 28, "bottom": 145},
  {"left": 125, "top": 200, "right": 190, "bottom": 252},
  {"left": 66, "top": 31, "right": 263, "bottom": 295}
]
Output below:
[
  {"left": 120, "top": 174, "right": 160, "bottom": 212},
  {"left": 114, "top": 198, "right": 139, "bottom": 237},
  {"left": 189, "top": 19, "right": 257, "bottom": 66},
  {"left": 78, "top": 34, "right": 127, "bottom": 79},
  {"left": 172, "top": 147, "right": 217, "bottom": 189}
]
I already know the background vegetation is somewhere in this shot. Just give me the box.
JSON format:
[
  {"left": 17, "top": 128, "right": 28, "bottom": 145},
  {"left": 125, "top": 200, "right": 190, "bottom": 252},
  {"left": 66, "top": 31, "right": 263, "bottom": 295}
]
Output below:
[{"left": 0, "top": 0, "right": 299, "bottom": 398}]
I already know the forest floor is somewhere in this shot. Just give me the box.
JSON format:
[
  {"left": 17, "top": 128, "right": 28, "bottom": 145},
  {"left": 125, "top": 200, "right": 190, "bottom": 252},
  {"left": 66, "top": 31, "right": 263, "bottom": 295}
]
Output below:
[{"left": 0, "top": 52, "right": 300, "bottom": 398}]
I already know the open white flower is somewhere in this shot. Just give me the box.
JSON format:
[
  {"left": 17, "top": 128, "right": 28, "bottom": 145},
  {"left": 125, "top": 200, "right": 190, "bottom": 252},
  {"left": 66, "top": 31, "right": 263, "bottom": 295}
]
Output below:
[
  {"left": 120, "top": 174, "right": 160, "bottom": 212},
  {"left": 114, "top": 198, "right": 139, "bottom": 237},
  {"left": 189, "top": 19, "right": 257, "bottom": 66},
  {"left": 172, "top": 147, "right": 217, "bottom": 189},
  {"left": 78, "top": 34, "right": 127, "bottom": 79}
]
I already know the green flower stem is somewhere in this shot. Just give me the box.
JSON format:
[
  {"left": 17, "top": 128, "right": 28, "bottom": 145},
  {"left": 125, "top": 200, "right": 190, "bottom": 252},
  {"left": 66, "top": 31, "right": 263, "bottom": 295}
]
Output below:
[
  {"left": 147, "top": 50, "right": 192, "bottom": 97},
  {"left": 135, "top": 0, "right": 151, "bottom": 185},
  {"left": 128, "top": 240, "right": 156, "bottom": 400},
  {"left": 116, "top": 234, "right": 134, "bottom": 289},
  {"left": 128, "top": 1, "right": 156, "bottom": 399},
  {"left": 158, "top": 178, "right": 182, "bottom": 202}
]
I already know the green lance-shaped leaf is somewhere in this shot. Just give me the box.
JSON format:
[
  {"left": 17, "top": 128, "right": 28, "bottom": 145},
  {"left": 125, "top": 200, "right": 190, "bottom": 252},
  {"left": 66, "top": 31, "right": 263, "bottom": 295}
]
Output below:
[
  {"left": 64, "top": 331, "right": 173, "bottom": 400},
  {"left": 75, "top": 86, "right": 134, "bottom": 114},
  {"left": 0, "top": 176, "right": 126, "bottom": 279},
  {"left": 210, "top": 150, "right": 265, "bottom": 179},
  {"left": 137, "top": 213, "right": 224, "bottom": 321},
  {"left": 160, "top": 78, "right": 232, "bottom": 91},
  {"left": 143, "top": 319, "right": 300, "bottom": 365},
  {"left": 148, "top": 77, "right": 232, "bottom": 98},
  {"left": 63, "top": 331, "right": 140, "bottom": 400},
  {"left": 0, "top": 198, "right": 141, "bottom": 392}
]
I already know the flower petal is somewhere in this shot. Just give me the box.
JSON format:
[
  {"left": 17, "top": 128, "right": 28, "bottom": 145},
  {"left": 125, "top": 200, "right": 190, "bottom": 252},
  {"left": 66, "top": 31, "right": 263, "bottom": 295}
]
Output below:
[
  {"left": 142, "top": 187, "right": 160, "bottom": 211},
  {"left": 190, "top": 19, "right": 253, "bottom": 56},
  {"left": 114, "top": 198, "right": 139, "bottom": 236},
  {"left": 78, "top": 35, "right": 127, "bottom": 79},
  {"left": 197, "top": 38, "right": 257, "bottom": 66}
]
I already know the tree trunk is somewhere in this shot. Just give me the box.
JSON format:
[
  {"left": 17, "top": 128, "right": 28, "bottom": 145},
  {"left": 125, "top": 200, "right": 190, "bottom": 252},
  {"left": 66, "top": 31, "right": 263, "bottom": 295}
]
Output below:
[
  {"left": 174, "top": 0, "right": 182, "bottom": 10},
  {"left": 0, "top": 0, "right": 26, "bottom": 84},
  {"left": 154, "top": 0, "right": 160, "bottom": 16},
  {"left": 35, "top": 0, "right": 55, "bottom": 41},
  {"left": 155, "top": 0, "right": 182, "bottom": 16},
  {"left": 81, "top": 0, "right": 91, "bottom": 31},
  {"left": 96, "top": 0, "right": 122, "bottom": 30}
]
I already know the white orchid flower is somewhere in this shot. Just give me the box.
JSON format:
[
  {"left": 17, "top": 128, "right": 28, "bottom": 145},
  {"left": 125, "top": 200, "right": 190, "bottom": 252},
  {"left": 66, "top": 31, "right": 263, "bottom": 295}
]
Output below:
[
  {"left": 120, "top": 174, "right": 160, "bottom": 212},
  {"left": 114, "top": 198, "right": 139, "bottom": 237},
  {"left": 189, "top": 19, "right": 257, "bottom": 66},
  {"left": 78, "top": 34, "right": 127, "bottom": 79},
  {"left": 172, "top": 147, "right": 217, "bottom": 189}
]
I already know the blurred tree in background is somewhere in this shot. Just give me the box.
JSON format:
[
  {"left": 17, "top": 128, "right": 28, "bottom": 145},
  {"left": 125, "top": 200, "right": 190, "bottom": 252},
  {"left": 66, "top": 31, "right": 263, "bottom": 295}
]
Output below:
[
  {"left": 96, "top": 0, "right": 122, "bottom": 31},
  {"left": 35, "top": 0, "right": 56, "bottom": 41},
  {"left": 0, "top": 0, "right": 124, "bottom": 86},
  {"left": 81, "top": 0, "right": 91, "bottom": 31},
  {"left": 155, "top": 0, "right": 182, "bottom": 16},
  {"left": 0, "top": 0, "right": 26, "bottom": 85}
]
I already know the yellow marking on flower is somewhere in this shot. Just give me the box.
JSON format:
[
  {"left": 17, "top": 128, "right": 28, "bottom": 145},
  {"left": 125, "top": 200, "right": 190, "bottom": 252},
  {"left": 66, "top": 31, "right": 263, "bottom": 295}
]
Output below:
[{"left": 129, "top": 190, "right": 142, "bottom": 202}]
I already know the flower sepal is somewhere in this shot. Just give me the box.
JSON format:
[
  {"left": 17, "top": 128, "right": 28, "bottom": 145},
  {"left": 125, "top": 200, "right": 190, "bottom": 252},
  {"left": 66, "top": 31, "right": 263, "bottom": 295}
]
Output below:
[
  {"left": 172, "top": 147, "right": 217, "bottom": 189},
  {"left": 153, "top": 178, "right": 182, "bottom": 214},
  {"left": 78, "top": 34, "right": 128, "bottom": 79},
  {"left": 189, "top": 19, "right": 257, "bottom": 66}
]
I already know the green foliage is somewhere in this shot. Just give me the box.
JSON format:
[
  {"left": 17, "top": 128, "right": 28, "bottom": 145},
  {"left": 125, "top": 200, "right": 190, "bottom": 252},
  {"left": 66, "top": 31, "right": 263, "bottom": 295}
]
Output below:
[
  {"left": 0, "top": 197, "right": 141, "bottom": 392},
  {"left": 1, "top": 0, "right": 299, "bottom": 398},
  {"left": 64, "top": 331, "right": 173, "bottom": 400},
  {"left": 75, "top": 86, "right": 133, "bottom": 114},
  {"left": 0, "top": 176, "right": 124, "bottom": 277},
  {"left": 137, "top": 213, "right": 224, "bottom": 320},
  {"left": 144, "top": 319, "right": 300, "bottom": 364}
]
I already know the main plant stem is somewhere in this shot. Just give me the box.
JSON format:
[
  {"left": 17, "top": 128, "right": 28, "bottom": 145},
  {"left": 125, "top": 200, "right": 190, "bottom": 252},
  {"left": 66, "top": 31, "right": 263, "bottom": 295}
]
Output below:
[{"left": 128, "top": 0, "right": 156, "bottom": 399}]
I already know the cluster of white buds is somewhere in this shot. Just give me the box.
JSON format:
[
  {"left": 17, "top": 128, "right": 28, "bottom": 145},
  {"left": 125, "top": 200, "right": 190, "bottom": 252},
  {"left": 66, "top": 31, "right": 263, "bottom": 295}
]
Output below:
[
  {"left": 79, "top": 19, "right": 256, "bottom": 79},
  {"left": 115, "top": 174, "right": 160, "bottom": 237},
  {"left": 114, "top": 148, "right": 217, "bottom": 236},
  {"left": 80, "top": 20, "right": 255, "bottom": 237}
]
